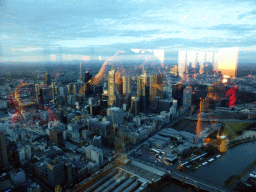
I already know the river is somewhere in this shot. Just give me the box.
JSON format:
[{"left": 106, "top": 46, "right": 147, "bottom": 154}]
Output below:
[{"left": 186, "top": 141, "right": 256, "bottom": 187}]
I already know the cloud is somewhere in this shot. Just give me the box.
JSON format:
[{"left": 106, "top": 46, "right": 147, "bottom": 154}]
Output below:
[
  {"left": 238, "top": 9, "right": 256, "bottom": 20},
  {"left": 208, "top": 24, "right": 255, "bottom": 35}
]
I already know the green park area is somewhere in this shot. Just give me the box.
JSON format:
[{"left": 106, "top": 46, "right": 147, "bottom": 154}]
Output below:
[{"left": 222, "top": 122, "right": 254, "bottom": 139}]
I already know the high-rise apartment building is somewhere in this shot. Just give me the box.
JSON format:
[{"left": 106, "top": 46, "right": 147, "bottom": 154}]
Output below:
[
  {"left": 108, "top": 68, "right": 116, "bottom": 106},
  {"left": 0, "top": 131, "right": 8, "bottom": 170}
]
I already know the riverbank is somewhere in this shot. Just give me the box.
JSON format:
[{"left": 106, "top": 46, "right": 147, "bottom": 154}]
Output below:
[
  {"left": 224, "top": 159, "right": 256, "bottom": 187},
  {"left": 187, "top": 141, "right": 256, "bottom": 187}
]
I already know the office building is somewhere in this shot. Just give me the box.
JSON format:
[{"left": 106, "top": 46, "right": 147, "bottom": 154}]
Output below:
[
  {"left": 84, "top": 145, "right": 103, "bottom": 168},
  {"left": 88, "top": 118, "right": 111, "bottom": 139},
  {"left": 10, "top": 169, "right": 26, "bottom": 185},
  {"left": 159, "top": 99, "right": 172, "bottom": 112},
  {"left": 154, "top": 96, "right": 160, "bottom": 111},
  {"left": 0, "top": 131, "right": 8, "bottom": 170},
  {"left": 65, "top": 162, "right": 73, "bottom": 185},
  {"left": 150, "top": 75, "right": 157, "bottom": 106},
  {"left": 150, "top": 74, "right": 163, "bottom": 106},
  {"left": 122, "top": 76, "right": 131, "bottom": 95},
  {"left": 116, "top": 76, "right": 123, "bottom": 96},
  {"left": 67, "top": 83, "right": 73, "bottom": 94},
  {"left": 45, "top": 72, "right": 51, "bottom": 86},
  {"left": 35, "top": 84, "right": 45, "bottom": 103},
  {"left": 183, "top": 85, "right": 192, "bottom": 107},
  {"left": 172, "top": 83, "right": 185, "bottom": 108},
  {"left": 162, "top": 86, "right": 172, "bottom": 100},
  {"left": 52, "top": 83, "right": 58, "bottom": 102},
  {"left": 73, "top": 83, "right": 81, "bottom": 95},
  {"left": 107, "top": 107, "right": 124, "bottom": 125},
  {"left": 137, "top": 70, "right": 149, "bottom": 113},
  {"left": 59, "top": 86, "right": 68, "bottom": 103},
  {"left": 108, "top": 68, "right": 116, "bottom": 106},
  {"left": 41, "top": 87, "right": 52, "bottom": 104},
  {"left": 68, "top": 95, "right": 76, "bottom": 106},
  {"left": 49, "top": 129, "right": 64, "bottom": 147},
  {"left": 85, "top": 71, "right": 92, "bottom": 83},
  {"left": 131, "top": 96, "right": 140, "bottom": 116},
  {"left": 47, "top": 159, "right": 65, "bottom": 188}
]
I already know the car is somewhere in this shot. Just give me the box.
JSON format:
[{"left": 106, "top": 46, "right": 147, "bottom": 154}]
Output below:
[
  {"left": 250, "top": 172, "right": 256, "bottom": 178},
  {"left": 202, "top": 162, "right": 208, "bottom": 165},
  {"left": 250, "top": 173, "right": 255, "bottom": 178}
]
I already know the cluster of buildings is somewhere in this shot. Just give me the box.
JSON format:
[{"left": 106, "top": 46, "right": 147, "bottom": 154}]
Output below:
[{"left": 1, "top": 50, "right": 254, "bottom": 191}]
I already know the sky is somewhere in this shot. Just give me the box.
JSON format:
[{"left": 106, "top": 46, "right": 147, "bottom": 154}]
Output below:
[{"left": 1, "top": 0, "right": 256, "bottom": 63}]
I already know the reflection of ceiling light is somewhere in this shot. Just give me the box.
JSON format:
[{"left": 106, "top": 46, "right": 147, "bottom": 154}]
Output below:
[
  {"left": 222, "top": 79, "right": 227, "bottom": 83},
  {"left": 220, "top": 135, "right": 226, "bottom": 139},
  {"left": 131, "top": 49, "right": 141, "bottom": 53}
]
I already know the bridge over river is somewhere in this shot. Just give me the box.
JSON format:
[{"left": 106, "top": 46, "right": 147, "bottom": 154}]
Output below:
[{"left": 169, "top": 171, "right": 232, "bottom": 192}]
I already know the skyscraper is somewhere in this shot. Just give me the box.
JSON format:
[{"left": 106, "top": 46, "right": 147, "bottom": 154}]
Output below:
[
  {"left": 131, "top": 96, "right": 140, "bottom": 116},
  {"left": 150, "top": 74, "right": 163, "bottom": 106},
  {"left": 45, "top": 72, "right": 51, "bottom": 86},
  {"left": 85, "top": 71, "right": 92, "bottom": 83},
  {"left": 0, "top": 131, "right": 8, "bottom": 171},
  {"left": 108, "top": 68, "right": 116, "bottom": 106},
  {"left": 183, "top": 85, "right": 192, "bottom": 108},
  {"left": 122, "top": 76, "right": 131, "bottom": 95},
  {"left": 52, "top": 83, "right": 58, "bottom": 103},
  {"left": 137, "top": 70, "right": 149, "bottom": 113},
  {"left": 172, "top": 83, "right": 185, "bottom": 108},
  {"left": 150, "top": 75, "right": 157, "bottom": 106},
  {"left": 59, "top": 86, "right": 68, "bottom": 103}
]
